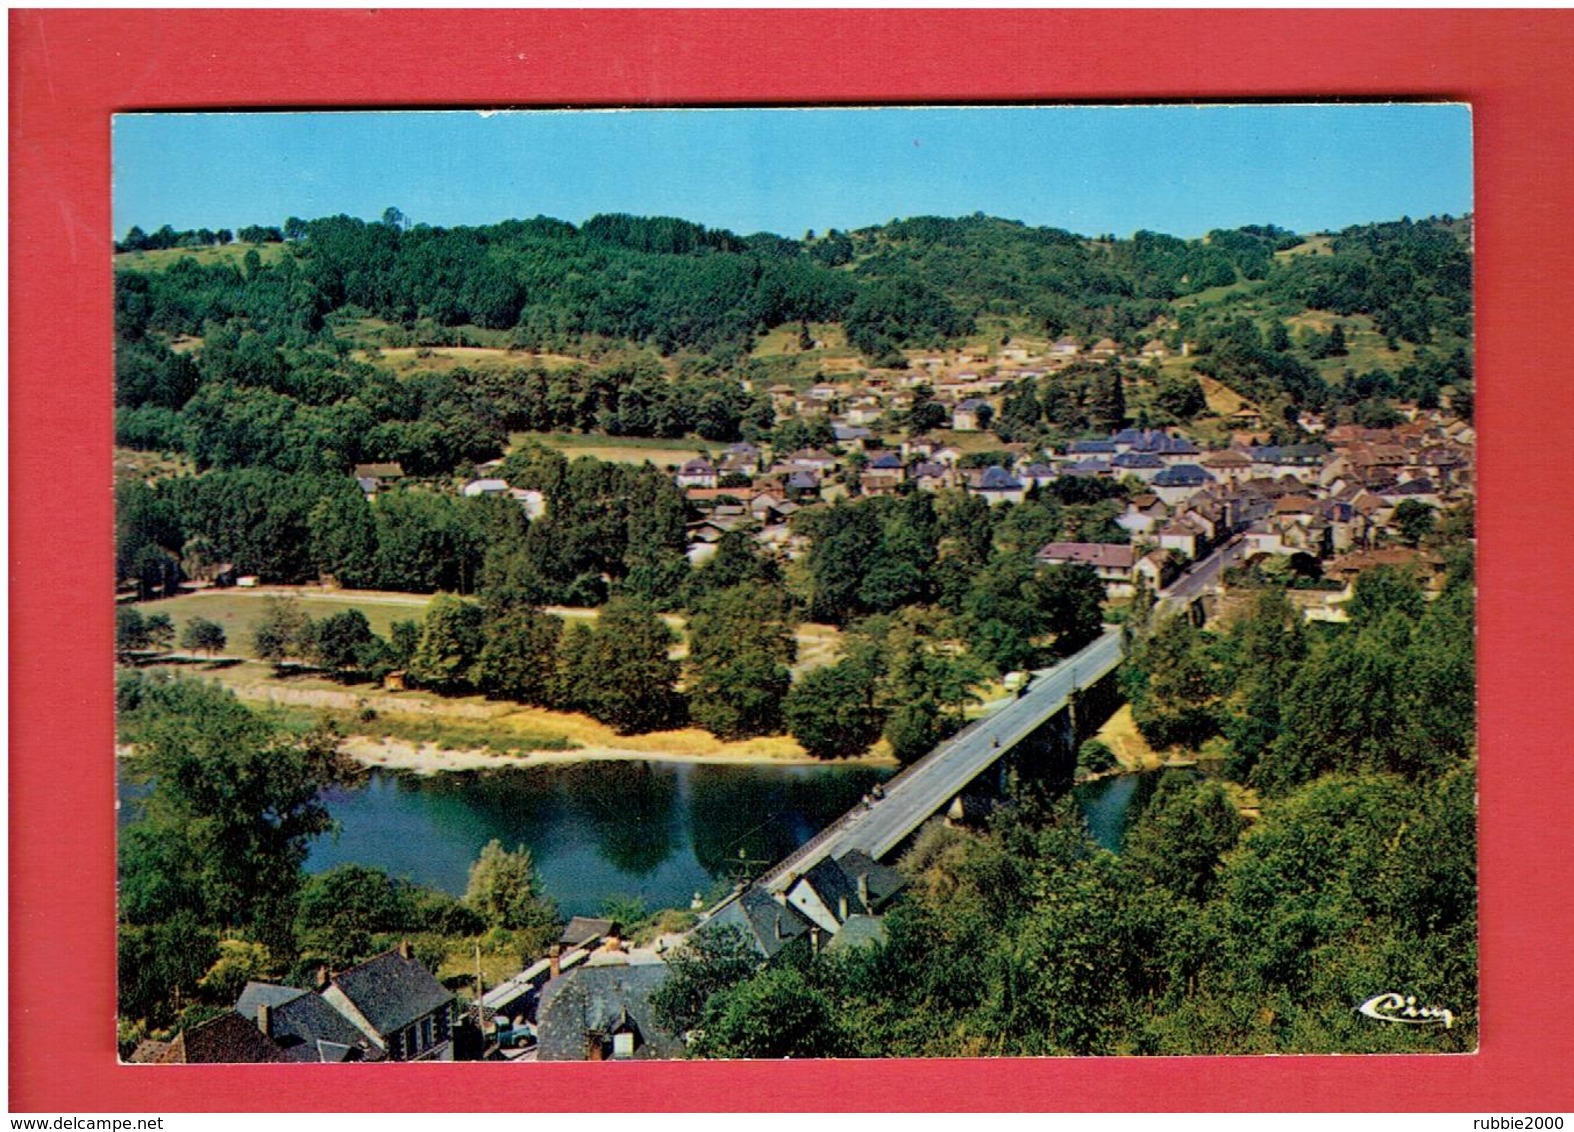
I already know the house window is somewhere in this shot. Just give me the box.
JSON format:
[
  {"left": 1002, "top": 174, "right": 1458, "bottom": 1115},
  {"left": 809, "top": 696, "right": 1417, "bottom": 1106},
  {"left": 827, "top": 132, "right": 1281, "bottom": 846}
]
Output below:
[
  {"left": 612, "top": 1032, "right": 635, "bottom": 1060},
  {"left": 422, "top": 1017, "right": 434, "bottom": 1050}
]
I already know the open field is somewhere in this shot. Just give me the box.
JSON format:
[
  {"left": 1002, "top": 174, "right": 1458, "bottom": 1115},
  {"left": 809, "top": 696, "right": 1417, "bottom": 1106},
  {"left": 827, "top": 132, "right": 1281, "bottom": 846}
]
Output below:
[
  {"left": 355, "top": 345, "right": 587, "bottom": 375},
  {"left": 1092, "top": 705, "right": 1163, "bottom": 771},
  {"left": 134, "top": 589, "right": 436, "bottom": 652},
  {"left": 134, "top": 586, "right": 844, "bottom": 673},
  {"left": 114, "top": 243, "right": 293, "bottom": 271},
  {"left": 1283, "top": 311, "right": 1417, "bottom": 382},
  {"left": 751, "top": 321, "right": 849, "bottom": 358},
  {"left": 509, "top": 430, "right": 716, "bottom": 468},
  {"left": 1274, "top": 235, "right": 1335, "bottom": 260},
  {"left": 1192, "top": 372, "right": 1257, "bottom": 417}
]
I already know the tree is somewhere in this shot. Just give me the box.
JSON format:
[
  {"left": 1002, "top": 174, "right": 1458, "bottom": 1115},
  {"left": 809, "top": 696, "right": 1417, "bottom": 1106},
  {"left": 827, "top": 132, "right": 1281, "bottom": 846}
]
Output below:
[
  {"left": 144, "top": 613, "right": 176, "bottom": 651},
  {"left": 476, "top": 604, "right": 563, "bottom": 706},
  {"left": 463, "top": 840, "right": 557, "bottom": 933},
  {"left": 884, "top": 700, "right": 941, "bottom": 766},
  {"left": 408, "top": 593, "right": 484, "bottom": 692},
  {"left": 784, "top": 658, "right": 883, "bottom": 759},
  {"left": 1123, "top": 617, "right": 1223, "bottom": 750},
  {"left": 559, "top": 597, "right": 682, "bottom": 734},
  {"left": 117, "top": 607, "right": 150, "bottom": 653},
  {"left": 649, "top": 924, "right": 761, "bottom": 1036},
  {"left": 118, "top": 676, "right": 356, "bottom": 958},
  {"left": 1391, "top": 499, "right": 1436, "bottom": 547},
  {"left": 1121, "top": 774, "right": 1244, "bottom": 902},
  {"left": 179, "top": 617, "right": 227, "bottom": 656},
  {"left": 306, "top": 609, "right": 381, "bottom": 675},
  {"left": 693, "top": 966, "right": 848, "bottom": 1059},
  {"left": 252, "top": 595, "right": 312, "bottom": 661},
  {"left": 685, "top": 584, "right": 798, "bottom": 740}
]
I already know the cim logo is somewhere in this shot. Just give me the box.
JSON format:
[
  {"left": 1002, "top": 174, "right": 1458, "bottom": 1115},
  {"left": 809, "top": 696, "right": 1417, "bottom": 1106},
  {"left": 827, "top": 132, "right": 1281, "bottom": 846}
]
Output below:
[{"left": 1358, "top": 992, "right": 1455, "bottom": 1029}]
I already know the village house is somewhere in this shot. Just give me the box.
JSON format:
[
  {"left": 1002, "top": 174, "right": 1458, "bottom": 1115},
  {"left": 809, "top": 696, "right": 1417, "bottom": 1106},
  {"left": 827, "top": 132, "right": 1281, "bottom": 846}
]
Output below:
[
  {"left": 461, "top": 477, "right": 511, "bottom": 498},
  {"left": 1034, "top": 541, "right": 1169, "bottom": 598},
  {"left": 235, "top": 982, "right": 385, "bottom": 1063},
  {"left": 952, "top": 398, "right": 991, "bottom": 432},
  {"left": 1117, "top": 493, "right": 1172, "bottom": 536},
  {"left": 1149, "top": 463, "right": 1217, "bottom": 506},
  {"left": 319, "top": 944, "right": 457, "bottom": 1061},
  {"left": 675, "top": 458, "right": 719, "bottom": 489},
  {"left": 1111, "top": 451, "right": 1165, "bottom": 483},
  {"left": 969, "top": 465, "right": 1027, "bottom": 506},
  {"left": 1200, "top": 449, "right": 1254, "bottom": 487}
]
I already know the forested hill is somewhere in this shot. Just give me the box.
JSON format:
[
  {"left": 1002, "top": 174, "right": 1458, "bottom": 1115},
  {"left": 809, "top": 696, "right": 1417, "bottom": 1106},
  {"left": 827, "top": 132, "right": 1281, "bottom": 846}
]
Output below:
[{"left": 116, "top": 210, "right": 1472, "bottom": 362}]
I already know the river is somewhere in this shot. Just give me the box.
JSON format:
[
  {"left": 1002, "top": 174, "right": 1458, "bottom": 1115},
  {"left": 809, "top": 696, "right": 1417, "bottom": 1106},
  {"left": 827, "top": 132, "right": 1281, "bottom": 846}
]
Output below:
[{"left": 119, "top": 760, "right": 1159, "bottom": 919}]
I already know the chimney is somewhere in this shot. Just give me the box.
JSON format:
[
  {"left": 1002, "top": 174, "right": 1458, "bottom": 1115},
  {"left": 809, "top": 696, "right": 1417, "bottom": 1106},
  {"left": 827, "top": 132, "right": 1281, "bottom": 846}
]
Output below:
[
  {"left": 549, "top": 944, "right": 562, "bottom": 980},
  {"left": 256, "top": 1003, "right": 273, "bottom": 1038},
  {"left": 857, "top": 873, "right": 870, "bottom": 910},
  {"left": 315, "top": 965, "right": 331, "bottom": 991},
  {"left": 837, "top": 895, "right": 849, "bottom": 923},
  {"left": 773, "top": 889, "right": 788, "bottom": 906},
  {"left": 398, "top": 939, "right": 412, "bottom": 960},
  {"left": 810, "top": 926, "right": 821, "bottom": 958}
]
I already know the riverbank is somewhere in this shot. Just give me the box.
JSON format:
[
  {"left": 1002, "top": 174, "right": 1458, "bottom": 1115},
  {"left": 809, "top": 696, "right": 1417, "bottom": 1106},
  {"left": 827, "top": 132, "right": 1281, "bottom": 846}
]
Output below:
[{"left": 339, "top": 734, "right": 895, "bottom": 775}]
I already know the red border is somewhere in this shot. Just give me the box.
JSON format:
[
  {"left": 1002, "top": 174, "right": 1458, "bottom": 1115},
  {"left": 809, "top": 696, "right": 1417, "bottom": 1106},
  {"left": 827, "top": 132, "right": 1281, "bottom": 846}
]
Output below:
[{"left": 12, "top": 9, "right": 1574, "bottom": 1113}]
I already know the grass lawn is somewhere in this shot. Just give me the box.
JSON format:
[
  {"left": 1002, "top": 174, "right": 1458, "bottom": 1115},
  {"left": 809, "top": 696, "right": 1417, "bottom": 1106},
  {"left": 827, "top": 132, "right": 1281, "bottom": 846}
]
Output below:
[
  {"left": 509, "top": 430, "right": 716, "bottom": 469},
  {"left": 134, "top": 589, "right": 435, "bottom": 657}
]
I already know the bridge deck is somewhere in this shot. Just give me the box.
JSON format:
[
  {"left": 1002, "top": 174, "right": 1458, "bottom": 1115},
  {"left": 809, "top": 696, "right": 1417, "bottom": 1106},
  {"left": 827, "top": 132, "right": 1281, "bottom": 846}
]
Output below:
[{"left": 759, "top": 629, "right": 1124, "bottom": 891}]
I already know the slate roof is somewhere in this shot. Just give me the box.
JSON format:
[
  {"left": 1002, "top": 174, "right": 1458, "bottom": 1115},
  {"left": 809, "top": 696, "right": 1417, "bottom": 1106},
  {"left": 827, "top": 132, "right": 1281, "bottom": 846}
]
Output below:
[
  {"left": 868, "top": 452, "right": 904, "bottom": 470},
  {"left": 561, "top": 916, "right": 617, "bottom": 948},
  {"left": 825, "top": 914, "right": 888, "bottom": 953},
  {"left": 1112, "top": 452, "right": 1164, "bottom": 469},
  {"left": 1251, "top": 443, "right": 1330, "bottom": 464},
  {"left": 834, "top": 849, "right": 907, "bottom": 909},
  {"left": 1152, "top": 464, "right": 1215, "bottom": 487},
  {"left": 1067, "top": 439, "right": 1117, "bottom": 455},
  {"left": 911, "top": 461, "right": 947, "bottom": 479},
  {"left": 707, "top": 886, "right": 816, "bottom": 960},
  {"left": 328, "top": 949, "right": 454, "bottom": 1039},
  {"left": 797, "top": 856, "right": 868, "bottom": 921},
  {"left": 252, "top": 990, "right": 386, "bottom": 1063},
  {"left": 1062, "top": 458, "right": 1113, "bottom": 476},
  {"left": 236, "top": 981, "right": 308, "bottom": 1017},
  {"left": 535, "top": 963, "right": 682, "bottom": 1061},
  {"left": 976, "top": 466, "right": 1023, "bottom": 491}
]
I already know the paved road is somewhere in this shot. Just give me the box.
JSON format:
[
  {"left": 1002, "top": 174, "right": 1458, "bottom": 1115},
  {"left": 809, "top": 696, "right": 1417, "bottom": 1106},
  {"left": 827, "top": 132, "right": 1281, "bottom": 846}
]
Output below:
[
  {"left": 760, "top": 629, "right": 1123, "bottom": 890},
  {"left": 756, "top": 536, "right": 1244, "bottom": 891}
]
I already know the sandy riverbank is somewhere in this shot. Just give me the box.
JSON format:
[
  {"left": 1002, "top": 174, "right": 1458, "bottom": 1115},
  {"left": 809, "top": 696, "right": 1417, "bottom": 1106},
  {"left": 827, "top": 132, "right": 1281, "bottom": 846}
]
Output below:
[{"left": 341, "top": 735, "right": 896, "bottom": 775}]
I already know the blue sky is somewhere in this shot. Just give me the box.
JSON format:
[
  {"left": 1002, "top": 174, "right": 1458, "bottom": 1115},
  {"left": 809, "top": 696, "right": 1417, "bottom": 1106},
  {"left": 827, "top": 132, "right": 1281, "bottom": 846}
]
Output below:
[{"left": 113, "top": 104, "right": 1472, "bottom": 242}]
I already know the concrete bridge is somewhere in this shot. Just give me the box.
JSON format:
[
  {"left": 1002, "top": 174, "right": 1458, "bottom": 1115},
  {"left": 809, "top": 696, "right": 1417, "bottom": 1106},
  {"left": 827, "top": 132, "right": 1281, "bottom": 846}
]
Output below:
[{"left": 752, "top": 535, "right": 1245, "bottom": 893}]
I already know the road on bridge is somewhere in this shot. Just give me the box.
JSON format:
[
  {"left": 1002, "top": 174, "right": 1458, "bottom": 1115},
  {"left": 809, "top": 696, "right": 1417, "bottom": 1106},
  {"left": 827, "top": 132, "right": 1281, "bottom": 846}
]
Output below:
[{"left": 756, "top": 536, "right": 1245, "bottom": 892}]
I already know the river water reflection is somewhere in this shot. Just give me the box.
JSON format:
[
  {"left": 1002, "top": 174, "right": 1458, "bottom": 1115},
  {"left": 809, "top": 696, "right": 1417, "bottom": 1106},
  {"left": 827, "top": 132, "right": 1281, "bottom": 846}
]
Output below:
[
  {"left": 303, "top": 761, "right": 892, "bottom": 917},
  {"left": 120, "top": 759, "right": 1163, "bottom": 920}
]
